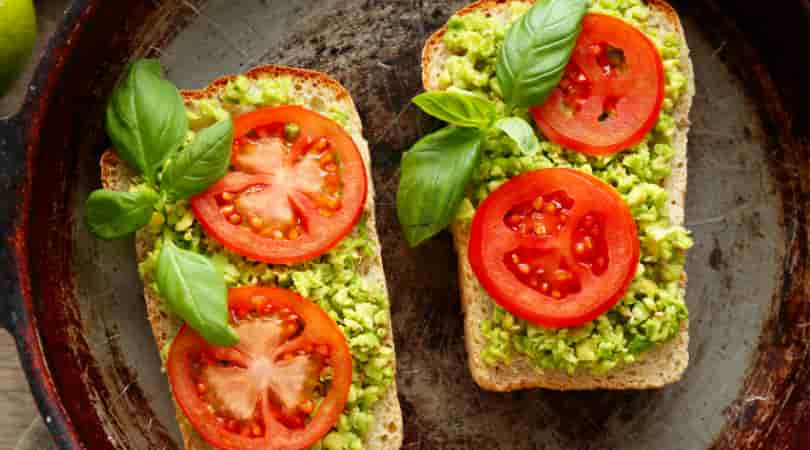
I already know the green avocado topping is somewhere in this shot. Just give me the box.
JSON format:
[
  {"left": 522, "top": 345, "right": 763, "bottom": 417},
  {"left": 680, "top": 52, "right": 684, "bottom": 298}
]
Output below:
[
  {"left": 141, "top": 76, "right": 393, "bottom": 450},
  {"left": 441, "top": 0, "right": 693, "bottom": 374}
]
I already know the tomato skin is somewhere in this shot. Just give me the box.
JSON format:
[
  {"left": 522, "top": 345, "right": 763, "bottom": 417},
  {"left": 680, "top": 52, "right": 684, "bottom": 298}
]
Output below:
[
  {"left": 468, "top": 168, "right": 639, "bottom": 328},
  {"left": 191, "top": 106, "right": 367, "bottom": 264},
  {"left": 531, "top": 13, "right": 665, "bottom": 155},
  {"left": 168, "top": 286, "right": 352, "bottom": 450}
]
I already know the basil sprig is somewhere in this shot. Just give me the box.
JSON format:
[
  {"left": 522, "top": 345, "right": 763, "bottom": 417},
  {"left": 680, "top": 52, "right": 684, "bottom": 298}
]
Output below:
[
  {"left": 397, "top": 0, "right": 585, "bottom": 246},
  {"left": 105, "top": 60, "right": 189, "bottom": 184},
  {"left": 85, "top": 187, "right": 159, "bottom": 239},
  {"left": 156, "top": 239, "right": 239, "bottom": 346},
  {"left": 85, "top": 59, "right": 237, "bottom": 345},
  {"left": 397, "top": 127, "right": 482, "bottom": 246},
  {"left": 412, "top": 90, "right": 496, "bottom": 129},
  {"left": 398, "top": 91, "right": 538, "bottom": 246},
  {"left": 497, "top": 0, "right": 587, "bottom": 110},
  {"left": 163, "top": 118, "right": 233, "bottom": 200}
]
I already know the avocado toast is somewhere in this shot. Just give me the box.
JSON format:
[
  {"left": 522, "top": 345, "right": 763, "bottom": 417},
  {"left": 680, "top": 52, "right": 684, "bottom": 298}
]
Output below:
[
  {"left": 400, "top": 0, "right": 694, "bottom": 390},
  {"left": 97, "top": 65, "right": 403, "bottom": 449}
]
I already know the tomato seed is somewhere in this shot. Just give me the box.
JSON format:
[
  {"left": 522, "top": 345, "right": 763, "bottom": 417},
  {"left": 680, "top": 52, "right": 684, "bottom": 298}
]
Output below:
[
  {"left": 196, "top": 383, "right": 207, "bottom": 394},
  {"left": 250, "top": 217, "right": 264, "bottom": 229},
  {"left": 540, "top": 282, "right": 550, "bottom": 293},
  {"left": 511, "top": 253, "right": 520, "bottom": 264},
  {"left": 551, "top": 290, "right": 563, "bottom": 299},
  {"left": 319, "top": 152, "right": 335, "bottom": 165},
  {"left": 507, "top": 214, "right": 522, "bottom": 225},
  {"left": 299, "top": 400, "right": 315, "bottom": 414},
  {"left": 221, "top": 192, "right": 234, "bottom": 202},
  {"left": 313, "top": 137, "right": 329, "bottom": 152},
  {"left": 288, "top": 228, "right": 300, "bottom": 240},
  {"left": 228, "top": 214, "right": 242, "bottom": 225},
  {"left": 251, "top": 423, "right": 263, "bottom": 437},
  {"left": 324, "top": 163, "right": 338, "bottom": 172},
  {"left": 554, "top": 270, "right": 572, "bottom": 282},
  {"left": 272, "top": 230, "right": 284, "bottom": 240},
  {"left": 584, "top": 236, "right": 594, "bottom": 250},
  {"left": 534, "top": 223, "right": 547, "bottom": 235},
  {"left": 591, "top": 224, "right": 600, "bottom": 235},
  {"left": 532, "top": 196, "right": 544, "bottom": 211},
  {"left": 575, "top": 242, "right": 586, "bottom": 255},
  {"left": 220, "top": 205, "right": 235, "bottom": 216},
  {"left": 517, "top": 263, "right": 530, "bottom": 274}
]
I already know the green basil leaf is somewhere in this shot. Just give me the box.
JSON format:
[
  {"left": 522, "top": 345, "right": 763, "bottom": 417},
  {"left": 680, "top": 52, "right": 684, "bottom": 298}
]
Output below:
[
  {"left": 85, "top": 188, "right": 158, "bottom": 239},
  {"left": 397, "top": 126, "right": 482, "bottom": 246},
  {"left": 105, "top": 59, "right": 189, "bottom": 183},
  {"left": 412, "top": 91, "right": 496, "bottom": 129},
  {"left": 493, "top": 117, "right": 540, "bottom": 154},
  {"left": 163, "top": 119, "right": 233, "bottom": 200},
  {"left": 156, "top": 239, "right": 238, "bottom": 346},
  {"left": 496, "top": 0, "right": 587, "bottom": 109}
]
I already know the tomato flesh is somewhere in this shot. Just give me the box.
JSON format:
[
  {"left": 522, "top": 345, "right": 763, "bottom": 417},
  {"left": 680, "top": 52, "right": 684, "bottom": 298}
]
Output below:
[
  {"left": 192, "top": 106, "right": 367, "bottom": 264},
  {"left": 168, "top": 287, "right": 352, "bottom": 450},
  {"left": 531, "top": 13, "right": 665, "bottom": 155},
  {"left": 469, "top": 168, "right": 639, "bottom": 328}
]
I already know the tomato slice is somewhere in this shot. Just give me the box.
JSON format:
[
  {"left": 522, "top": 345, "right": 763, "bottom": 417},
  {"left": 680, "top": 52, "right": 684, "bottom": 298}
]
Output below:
[
  {"left": 530, "top": 13, "right": 665, "bottom": 155},
  {"left": 191, "top": 106, "right": 367, "bottom": 264},
  {"left": 168, "top": 286, "right": 352, "bottom": 450},
  {"left": 468, "top": 168, "right": 639, "bottom": 328}
]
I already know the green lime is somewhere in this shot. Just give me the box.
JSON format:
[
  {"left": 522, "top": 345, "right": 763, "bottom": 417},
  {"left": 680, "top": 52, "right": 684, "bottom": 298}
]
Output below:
[{"left": 0, "top": 0, "right": 37, "bottom": 96}]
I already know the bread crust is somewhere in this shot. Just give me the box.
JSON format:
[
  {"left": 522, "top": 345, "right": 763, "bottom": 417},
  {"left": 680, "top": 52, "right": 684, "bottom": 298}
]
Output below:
[
  {"left": 422, "top": 0, "right": 694, "bottom": 391},
  {"left": 101, "top": 65, "right": 403, "bottom": 449}
]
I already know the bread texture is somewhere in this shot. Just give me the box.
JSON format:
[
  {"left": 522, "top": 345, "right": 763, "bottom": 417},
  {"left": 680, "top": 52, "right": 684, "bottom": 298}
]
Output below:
[
  {"left": 422, "top": 0, "right": 694, "bottom": 391},
  {"left": 101, "top": 66, "right": 403, "bottom": 448}
]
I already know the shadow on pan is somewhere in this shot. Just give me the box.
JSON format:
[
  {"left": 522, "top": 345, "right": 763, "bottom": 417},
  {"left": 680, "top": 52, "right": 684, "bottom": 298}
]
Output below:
[{"left": 0, "top": 0, "right": 807, "bottom": 449}]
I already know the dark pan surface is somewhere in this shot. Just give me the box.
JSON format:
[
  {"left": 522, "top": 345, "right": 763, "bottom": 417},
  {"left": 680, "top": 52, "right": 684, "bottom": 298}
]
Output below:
[{"left": 4, "top": 0, "right": 808, "bottom": 449}]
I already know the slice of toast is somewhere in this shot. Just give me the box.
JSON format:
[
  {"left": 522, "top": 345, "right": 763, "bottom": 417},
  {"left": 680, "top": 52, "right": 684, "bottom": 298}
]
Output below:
[
  {"left": 101, "top": 65, "right": 403, "bottom": 448},
  {"left": 422, "top": 0, "right": 695, "bottom": 391}
]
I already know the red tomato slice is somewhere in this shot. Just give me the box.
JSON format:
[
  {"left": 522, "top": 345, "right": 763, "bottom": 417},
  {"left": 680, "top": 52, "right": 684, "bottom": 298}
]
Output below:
[
  {"left": 531, "top": 13, "right": 665, "bottom": 155},
  {"left": 191, "top": 106, "right": 367, "bottom": 264},
  {"left": 168, "top": 286, "right": 352, "bottom": 450},
  {"left": 468, "top": 168, "right": 639, "bottom": 328}
]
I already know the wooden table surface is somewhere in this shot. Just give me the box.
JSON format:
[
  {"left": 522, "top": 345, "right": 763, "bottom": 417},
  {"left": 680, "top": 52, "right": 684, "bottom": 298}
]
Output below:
[{"left": 0, "top": 333, "right": 36, "bottom": 450}]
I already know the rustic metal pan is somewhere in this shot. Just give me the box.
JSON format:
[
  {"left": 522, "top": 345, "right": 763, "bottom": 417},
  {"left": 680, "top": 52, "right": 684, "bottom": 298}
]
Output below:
[{"left": 0, "top": 0, "right": 807, "bottom": 449}]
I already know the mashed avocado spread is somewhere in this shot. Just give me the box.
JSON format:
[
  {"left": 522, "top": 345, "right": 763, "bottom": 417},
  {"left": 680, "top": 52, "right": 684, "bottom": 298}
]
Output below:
[
  {"left": 140, "top": 76, "right": 393, "bottom": 450},
  {"left": 442, "top": 0, "right": 692, "bottom": 374}
]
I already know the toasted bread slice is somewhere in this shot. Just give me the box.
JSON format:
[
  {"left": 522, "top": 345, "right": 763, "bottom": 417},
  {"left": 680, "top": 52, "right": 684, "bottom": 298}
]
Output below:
[
  {"left": 101, "top": 65, "right": 403, "bottom": 448},
  {"left": 422, "top": 0, "right": 694, "bottom": 391}
]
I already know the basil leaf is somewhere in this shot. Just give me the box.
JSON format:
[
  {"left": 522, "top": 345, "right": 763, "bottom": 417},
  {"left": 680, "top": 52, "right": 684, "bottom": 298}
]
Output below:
[
  {"left": 163, "top": 119, "right": 233, "bottom": 200},
  {"left": 496, "top": 0, "right": 587, "bottom": 109},
  {"left": 85, "top": 188, "right": 158, "bottom": 239},
  {"left": 397, "top": 126, "right": 482, "bottom": 246},
  {"left": 105, "top": 59, "right": 189, "bottom": 183},
  {"left": 412, "top": 91, "right": 496, "bottom": 129},
  {"left": 156, "top": 239, "right": 238, "bottom": 346},
  {"left": 493, "top": 117, "right": 540, "bottom": 154}
]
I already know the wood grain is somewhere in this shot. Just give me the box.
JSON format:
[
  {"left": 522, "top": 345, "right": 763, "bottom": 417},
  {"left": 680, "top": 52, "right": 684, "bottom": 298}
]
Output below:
[{"left": 0, "top": 332, "right": 36, "bottom": 450}]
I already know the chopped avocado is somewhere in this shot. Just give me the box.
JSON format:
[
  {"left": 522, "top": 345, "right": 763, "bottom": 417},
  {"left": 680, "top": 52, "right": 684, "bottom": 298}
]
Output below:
[
  {"left": 140, "top": 78, "right": 392, "bottom": 449},
  {"left": 443, "top": 0, "right": 693, "bottom": 373}
]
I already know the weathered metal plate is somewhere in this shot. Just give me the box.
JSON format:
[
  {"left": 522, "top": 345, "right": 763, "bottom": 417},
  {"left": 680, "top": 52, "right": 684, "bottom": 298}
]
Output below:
[{"left": 6, "top": 0, "right": 807, "bottom": 449}]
